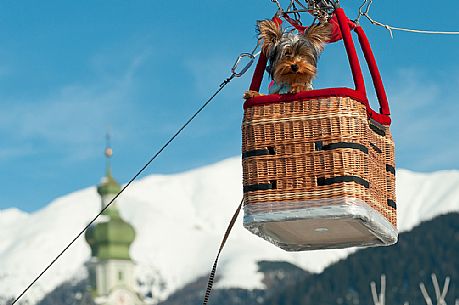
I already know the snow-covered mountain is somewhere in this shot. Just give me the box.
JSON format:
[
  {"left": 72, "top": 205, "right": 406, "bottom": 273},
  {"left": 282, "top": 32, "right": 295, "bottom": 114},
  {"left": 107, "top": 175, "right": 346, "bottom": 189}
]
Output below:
[{"left": 1, "top": 157, "right": 459, "bottom": 305}]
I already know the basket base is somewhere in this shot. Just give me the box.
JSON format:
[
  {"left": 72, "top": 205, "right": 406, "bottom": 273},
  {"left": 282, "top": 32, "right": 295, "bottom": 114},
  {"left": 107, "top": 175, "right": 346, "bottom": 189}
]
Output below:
[{"left": 243, "top": 198, "right": 397, "bottom": 251}]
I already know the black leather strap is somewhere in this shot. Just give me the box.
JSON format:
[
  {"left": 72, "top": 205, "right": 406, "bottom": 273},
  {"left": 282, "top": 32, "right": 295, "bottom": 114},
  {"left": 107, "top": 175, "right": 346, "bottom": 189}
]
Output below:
[
  {"left": 317, "top": 176, "right": 370, "bottom": 188},
  {"left": 242, "top": 147, "right": 275, "bottom": 159},
  {"left": 386, "top": 164, "right": 396, "bottom": 175},
  {"left": 243, "top": 181, "right": 277, "bottom": 193},
  {"left": 387, "top": 199, "right": 397, "bottom": 209},
  {"left": 315, "top": 141, "right": 368, "bottom": 154},
  {"left": 370, "top": 142, "right": 382, "bottom": 153},
  {"left": 369, "top": 119, "right": 386, "bottom": 136}
]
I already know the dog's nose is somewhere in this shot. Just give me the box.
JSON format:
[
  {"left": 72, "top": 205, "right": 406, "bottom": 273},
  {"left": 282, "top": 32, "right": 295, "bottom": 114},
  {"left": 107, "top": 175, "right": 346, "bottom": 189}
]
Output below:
[{"left": 291, "top": 64, "right": 298, "bottom": 72}]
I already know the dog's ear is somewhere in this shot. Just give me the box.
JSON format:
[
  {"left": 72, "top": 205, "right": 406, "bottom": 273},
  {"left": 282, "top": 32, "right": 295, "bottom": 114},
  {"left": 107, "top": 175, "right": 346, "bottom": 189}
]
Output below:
[
  {"left": 304, "top": 22, "right": 331, "bottom": 54},
  {"left": 257, "top": 20, "right": 282, "bottom": 55}
]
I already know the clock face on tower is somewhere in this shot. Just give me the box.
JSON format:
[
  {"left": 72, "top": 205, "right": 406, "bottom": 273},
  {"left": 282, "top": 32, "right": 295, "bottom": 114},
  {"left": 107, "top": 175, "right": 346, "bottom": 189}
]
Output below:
[{"left": 108, "top": 288, "right": 136, "bottom": 305}]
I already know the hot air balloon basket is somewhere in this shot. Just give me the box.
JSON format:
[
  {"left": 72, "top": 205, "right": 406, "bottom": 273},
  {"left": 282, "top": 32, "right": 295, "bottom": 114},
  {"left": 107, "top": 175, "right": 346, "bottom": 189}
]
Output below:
[{"left": 241, "top": 96, "right": 397, "bottom": 251}]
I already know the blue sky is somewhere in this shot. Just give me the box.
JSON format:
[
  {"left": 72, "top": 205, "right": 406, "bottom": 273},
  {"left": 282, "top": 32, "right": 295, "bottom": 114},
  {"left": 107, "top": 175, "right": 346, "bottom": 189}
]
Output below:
[{"left": 0, "top": 0, "right": 458, "bottom": 212}]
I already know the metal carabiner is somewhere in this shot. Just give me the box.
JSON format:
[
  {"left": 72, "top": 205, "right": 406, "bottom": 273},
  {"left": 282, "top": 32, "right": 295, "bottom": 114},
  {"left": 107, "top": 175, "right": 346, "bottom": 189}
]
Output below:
[{"left": 231, "top": 53, "right": 256, "bottom": 78}]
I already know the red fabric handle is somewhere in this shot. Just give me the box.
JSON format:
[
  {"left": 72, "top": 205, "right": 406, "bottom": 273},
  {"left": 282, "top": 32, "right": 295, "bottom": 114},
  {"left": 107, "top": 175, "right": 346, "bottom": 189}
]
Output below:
[
  {"left": 334, "top": 8, "right": 365, "bottom": 93},
  {"left": 249, "top": 52, "right": 268, "bottom": 92},
  {"left": 334, "top": 8, "right": 391, "bottom": 121},
  {"left": 354, "top": 26, "right": 390, "bottom": 116}
]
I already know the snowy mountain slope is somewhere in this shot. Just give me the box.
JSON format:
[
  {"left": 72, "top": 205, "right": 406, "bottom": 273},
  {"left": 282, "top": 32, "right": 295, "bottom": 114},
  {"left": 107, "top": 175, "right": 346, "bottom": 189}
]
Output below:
[{"left": 1, "top": 157, "right": 459, "bottom": 305}]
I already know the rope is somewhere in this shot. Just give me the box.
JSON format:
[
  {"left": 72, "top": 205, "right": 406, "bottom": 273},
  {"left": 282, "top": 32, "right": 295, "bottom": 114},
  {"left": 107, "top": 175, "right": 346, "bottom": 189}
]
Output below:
[
  {"left": 364, "top": 14, "right": 459, "bottom": 38},
  {"left": 9, "top": 65, "right": 243, "bottom": 305},
  {"left": 201, "top": 199, "right": 243, "bottom": 305},
  {"left": 356, "top": 0, "right": 459, "bottom": 38}
]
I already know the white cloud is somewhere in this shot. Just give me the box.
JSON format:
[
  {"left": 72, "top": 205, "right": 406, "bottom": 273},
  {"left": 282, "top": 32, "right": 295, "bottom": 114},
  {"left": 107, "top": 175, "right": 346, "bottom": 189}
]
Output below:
[
  {"left": 0, "top": 52, "right": 149, "bottom": 162},
  {"left": 387, "top": 68, "right": 459, "bottom": 170}
]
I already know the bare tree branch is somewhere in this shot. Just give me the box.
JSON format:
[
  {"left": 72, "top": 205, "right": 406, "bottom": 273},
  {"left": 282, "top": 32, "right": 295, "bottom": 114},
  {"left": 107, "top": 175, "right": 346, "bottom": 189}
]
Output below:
[
  {"left": 371, "top": 274, "right": 386, "bottom": 305},
  {"left": 440, "top": 277, "right": 450, "bottom": 304},
  {"left": 420, "top": 273, "right": 451, "bottom": 305},
  {"left": 420, "top": 283, "right": 434, "bottom": 305},
  {"left": 381, "top": 274, "right": 386, "bottom": 305},
  {"left": 432, "top": 274, "right": 442, "bottom": 302},
  {"left": 371, "top": 281, "right": 379, "bottom": 305}
]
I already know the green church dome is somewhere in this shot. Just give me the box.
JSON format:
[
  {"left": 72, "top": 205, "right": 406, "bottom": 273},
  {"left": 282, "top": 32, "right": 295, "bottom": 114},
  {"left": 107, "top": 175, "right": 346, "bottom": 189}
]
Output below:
[
  {"left": 85, "top": 207, "right": 136, "bottom": 260},
  {"left": 85, "top": 142, "right": 135, "bottom": 261}
]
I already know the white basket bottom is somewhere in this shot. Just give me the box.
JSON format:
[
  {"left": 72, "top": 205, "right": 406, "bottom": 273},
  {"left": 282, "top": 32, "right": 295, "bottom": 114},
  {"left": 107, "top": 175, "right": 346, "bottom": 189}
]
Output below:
[{"left": 243, "top": 198, "right": 397, "bottom": 251}]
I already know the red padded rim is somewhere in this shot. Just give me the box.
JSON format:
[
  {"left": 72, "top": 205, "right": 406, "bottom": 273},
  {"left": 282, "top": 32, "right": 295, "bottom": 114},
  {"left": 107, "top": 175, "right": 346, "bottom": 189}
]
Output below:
[
  {"left": 244, "top": 87, "right": 365, "bottom": 109},
  {"left": 243, "top": 87, "right": 390, "bottom": 125}
]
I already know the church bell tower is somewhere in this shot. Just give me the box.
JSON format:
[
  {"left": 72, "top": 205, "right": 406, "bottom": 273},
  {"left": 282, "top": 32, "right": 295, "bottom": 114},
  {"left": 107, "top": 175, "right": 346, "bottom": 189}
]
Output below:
[{"left": 84, "top": 137, "right": 145, "bottom": 305}]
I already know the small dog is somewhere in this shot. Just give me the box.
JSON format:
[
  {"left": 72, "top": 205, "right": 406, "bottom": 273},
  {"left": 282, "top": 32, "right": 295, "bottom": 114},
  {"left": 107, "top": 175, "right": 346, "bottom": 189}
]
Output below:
[{"left": 244, "top": 19, "right": 330, "bottom": 99}]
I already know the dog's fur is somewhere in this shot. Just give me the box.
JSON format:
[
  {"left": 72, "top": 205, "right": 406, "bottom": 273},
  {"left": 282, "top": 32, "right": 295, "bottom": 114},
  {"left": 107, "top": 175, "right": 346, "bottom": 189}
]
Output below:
[{"left": 244, "top": 20, "right": 330, "bottom": 99}]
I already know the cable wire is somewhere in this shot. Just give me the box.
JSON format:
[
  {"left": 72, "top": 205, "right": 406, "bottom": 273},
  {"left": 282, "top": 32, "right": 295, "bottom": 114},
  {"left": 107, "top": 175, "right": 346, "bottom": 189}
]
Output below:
[
  {"left": 365, "top": 17, "right": 459, "bottom": 38},
  {"left": 9, "top": 69, "right": 242, "bottom": 305},
  {"left": 356, "top": 0, "right": 459, "bottom": 38}
]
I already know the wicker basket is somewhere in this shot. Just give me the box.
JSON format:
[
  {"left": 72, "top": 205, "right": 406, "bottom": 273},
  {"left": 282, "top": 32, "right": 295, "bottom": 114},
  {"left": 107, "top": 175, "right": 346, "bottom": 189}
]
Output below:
[{"left": 242, "top": 9, "right": 397, "bottom": 251}]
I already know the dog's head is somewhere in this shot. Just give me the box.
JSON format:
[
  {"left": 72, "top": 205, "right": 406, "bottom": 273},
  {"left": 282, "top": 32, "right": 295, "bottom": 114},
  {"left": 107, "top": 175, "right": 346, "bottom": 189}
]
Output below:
[{"left": 257, "top": 20, "right": 330, "bottom": 87}]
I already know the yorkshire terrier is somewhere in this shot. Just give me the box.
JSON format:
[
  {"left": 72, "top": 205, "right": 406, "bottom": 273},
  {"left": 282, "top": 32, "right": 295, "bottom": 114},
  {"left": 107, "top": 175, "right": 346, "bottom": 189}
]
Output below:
[{"left": 244, "top": 19, "right": 331, "bottom": 99}]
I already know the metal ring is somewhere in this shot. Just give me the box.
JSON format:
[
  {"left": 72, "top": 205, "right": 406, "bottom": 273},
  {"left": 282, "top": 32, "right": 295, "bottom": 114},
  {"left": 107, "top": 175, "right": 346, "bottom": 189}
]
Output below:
[{"left": 231, "top": 53, "right": 255, "bottom": 77}]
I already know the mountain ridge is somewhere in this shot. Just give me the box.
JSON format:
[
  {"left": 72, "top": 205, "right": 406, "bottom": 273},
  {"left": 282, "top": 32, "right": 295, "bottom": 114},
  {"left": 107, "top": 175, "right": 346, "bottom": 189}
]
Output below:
[
  {"left": 1, "top": 157, "right": 459, "bottom": 304},
  {"left": 36, "top": 213, "right": 459, "bottom": 305}
]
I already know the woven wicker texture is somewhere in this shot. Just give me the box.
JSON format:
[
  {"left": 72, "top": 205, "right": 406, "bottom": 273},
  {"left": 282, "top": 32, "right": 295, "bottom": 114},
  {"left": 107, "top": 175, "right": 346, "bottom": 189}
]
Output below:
[{"left": 242, "top": 96, "right": 396, "bottom": 227}]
